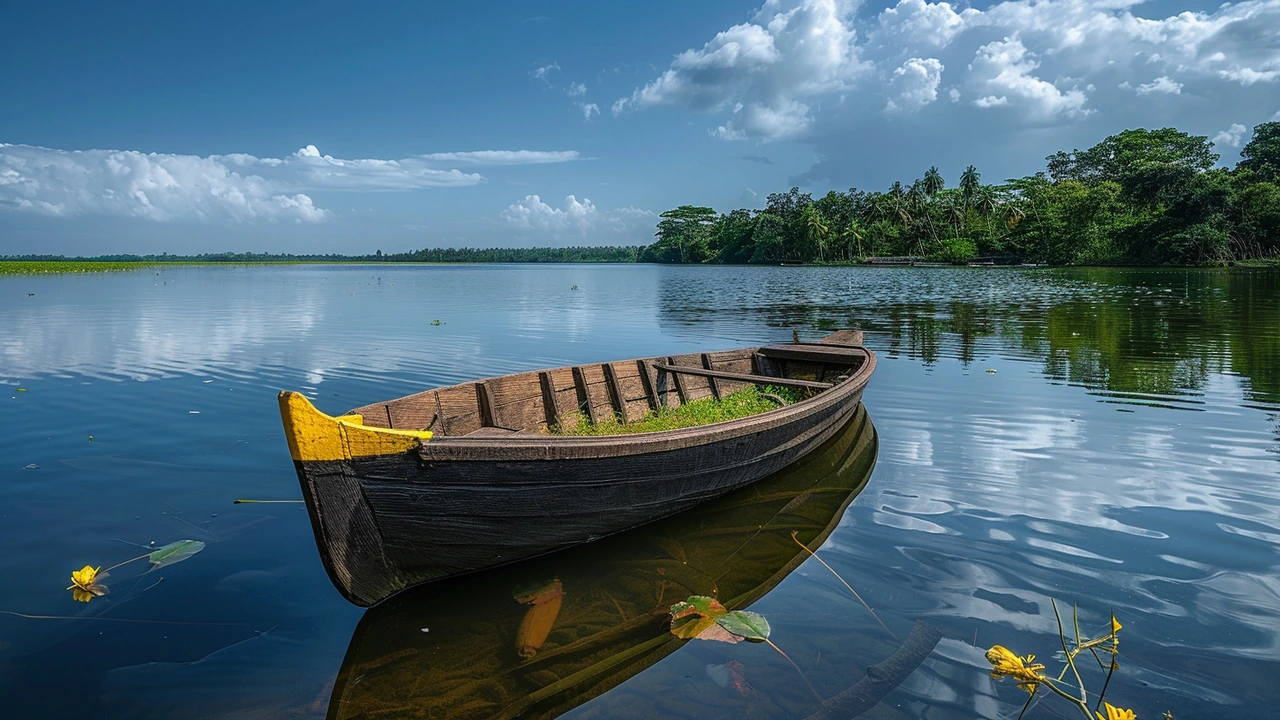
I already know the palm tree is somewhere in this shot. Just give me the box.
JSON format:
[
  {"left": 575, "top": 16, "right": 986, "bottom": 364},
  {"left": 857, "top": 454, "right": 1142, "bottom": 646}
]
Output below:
[
  {"left": 959, "top": 165, "right": 981, "bottom": 205},
  {"left": 803, "top": 207, "right": 831, "bottom": 261},
  {"left": 843, "top": 219, "right": 865, "bottom": 260},
  {"left": 923, "top": 166, "right": 945, "bottom": 196},
  {"left": 907, "top": 180, "right": 940, "bottom": 250},
  {"left": 944, "top": 196, "right": 967, "bottom": 238},
  {"left": 974, "top": 186, "right": 999, "bottom": 217}
]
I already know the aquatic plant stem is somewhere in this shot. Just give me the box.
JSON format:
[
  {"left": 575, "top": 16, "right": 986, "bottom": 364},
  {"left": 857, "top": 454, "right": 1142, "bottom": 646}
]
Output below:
[
  {"left": 1016, "top": 686, "right": 1038, "bottom": 720},
  {"left": 763, "top": 638, "right": 825, "bottom": 705},
  {"left": 790, "top": 531, "right": 897, "bottom": 641},
  {"left": 1050, "top": 600, "right": 1092, "bottom": 719},
  {"left": 0, "top": 610, "right": 247, "bottom": 626},
  {"left": 101, "top": 552, "right": 151, "bottom": 573},
  {"left": 233, "top": 498, "right": 305, "bottom": 504},
  {"left": 1094, "top": 657, "right": 1118, "bottom": 712}
]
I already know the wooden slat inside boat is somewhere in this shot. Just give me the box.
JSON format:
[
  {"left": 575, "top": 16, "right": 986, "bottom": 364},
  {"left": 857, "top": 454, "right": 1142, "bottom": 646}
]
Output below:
[
  {"left": 327, "top": 406, "right": 880, "bottom": 720},
  {"left": 278, "top": 330, "right": 876, "bottom": 606}
]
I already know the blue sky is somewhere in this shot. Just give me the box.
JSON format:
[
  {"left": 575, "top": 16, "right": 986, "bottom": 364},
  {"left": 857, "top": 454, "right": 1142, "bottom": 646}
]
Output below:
[{"left": 2, "top": 0, "right": 1278, "bottom": 255}]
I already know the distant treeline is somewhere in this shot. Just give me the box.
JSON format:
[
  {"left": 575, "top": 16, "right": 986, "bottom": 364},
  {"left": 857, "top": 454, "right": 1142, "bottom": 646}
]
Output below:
[
  {"left": 641, "top": 121, "right": 1280, "bottom": 266},
  {"left": 7, "top": 122, "right": 1278, "bottom": 268},
  {"left": 3, "top": 246, "right": 643, "bottom": 264}
]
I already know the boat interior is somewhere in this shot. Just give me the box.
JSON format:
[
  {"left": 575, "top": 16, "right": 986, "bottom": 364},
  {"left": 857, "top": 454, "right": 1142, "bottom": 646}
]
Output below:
[{"left": 348, "top": 331, "right": 868, "bottom": 438}]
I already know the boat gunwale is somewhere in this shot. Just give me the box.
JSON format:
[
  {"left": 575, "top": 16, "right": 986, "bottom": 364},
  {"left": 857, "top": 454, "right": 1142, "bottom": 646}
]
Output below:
[{"left": 415, "top": 345, "right": 876, "bottom": 453}]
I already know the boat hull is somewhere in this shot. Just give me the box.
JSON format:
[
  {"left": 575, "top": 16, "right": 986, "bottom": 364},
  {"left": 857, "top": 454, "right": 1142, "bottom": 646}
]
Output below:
[
  {"left": 284, "top": 335, "right": 876, "bottom": 606},
  {"left": 326, "top": 405, "right": 880, "bottom": 719}
]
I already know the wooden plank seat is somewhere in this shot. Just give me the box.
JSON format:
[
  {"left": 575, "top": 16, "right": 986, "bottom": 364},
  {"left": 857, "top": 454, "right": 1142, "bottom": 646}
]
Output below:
[
  {"left": 756, "top": 344, "right": 867, "bottom": 364},
  {"left": 651, "top": 363, "right": 833, "bottom": 390}
]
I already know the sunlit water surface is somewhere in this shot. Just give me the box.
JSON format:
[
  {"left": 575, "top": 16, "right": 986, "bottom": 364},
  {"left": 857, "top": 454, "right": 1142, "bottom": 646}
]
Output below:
[{"left": 1, "top": 265, "right": 1277, "bottom": 719}]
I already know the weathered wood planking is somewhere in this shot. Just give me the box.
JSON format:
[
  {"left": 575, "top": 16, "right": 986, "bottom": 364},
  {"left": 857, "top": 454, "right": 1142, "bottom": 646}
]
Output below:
[
  {"left": 651, "top": 363, "right": 833, "bottom": 390},
  {"left": 538, "top": 371, "right": 559, "bottom": 428},
  {"left": 283, "top": 332, "right": 875, "bottom": 605},
  {"left": 636, "top": 359, "right": 659, "bottom": 410}
]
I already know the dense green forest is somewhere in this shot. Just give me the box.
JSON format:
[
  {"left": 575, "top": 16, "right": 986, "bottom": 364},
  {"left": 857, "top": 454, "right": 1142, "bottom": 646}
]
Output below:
[{"left": 641, "top": 122, "right": 1280, "bottom": 266}]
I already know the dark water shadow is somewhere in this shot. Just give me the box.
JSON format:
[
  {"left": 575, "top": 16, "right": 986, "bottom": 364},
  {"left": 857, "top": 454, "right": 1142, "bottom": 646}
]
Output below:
[{"left": 325, "top": 406, "right": 921, "bottom": 719}]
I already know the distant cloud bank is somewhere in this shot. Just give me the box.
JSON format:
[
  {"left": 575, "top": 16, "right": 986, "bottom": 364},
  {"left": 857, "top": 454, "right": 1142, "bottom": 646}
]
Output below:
[
  {"left": 0, "top": 144, "right": 580, "bottom": 223},
  {"left": 502, "top": 194, "right": 654, "bottom": 238}
]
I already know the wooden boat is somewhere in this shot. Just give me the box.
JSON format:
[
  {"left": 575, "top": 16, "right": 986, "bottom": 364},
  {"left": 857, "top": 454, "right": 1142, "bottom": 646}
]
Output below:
[
  {"left": 278, "top": 330, "right": 876, "bottom": 606},
  {"left": 327, "top": 406, "right": 884, "bottom": 719}
]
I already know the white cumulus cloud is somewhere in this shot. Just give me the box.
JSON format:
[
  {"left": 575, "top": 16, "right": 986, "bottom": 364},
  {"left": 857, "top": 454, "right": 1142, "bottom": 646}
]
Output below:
[
  {"left": 886, "top": 57, "right": 945, "bottom": 113},
  {"left": 501, "top": 194, "right": 654, "bottom": 238},
  {"left": 614, "top": 0, "right": 866, "bottom": 141},
  {"left": 1212, "top": 123, "right": 1248, "bottom": 147},
  {"left": 618, "top": 0, "right": 1280, "bottom": 141},
  {"left": 580, "top": 103, "right": 600, "bottom": 121},
  {"left": 0, "top": 143, "right": 580, "bottom": 223},
  {"left": 1135, "top": 76, "right": 1183, "bottom": 95},
  {"left": 966, "top": 36, "right": 1089, "bottom": 119}
]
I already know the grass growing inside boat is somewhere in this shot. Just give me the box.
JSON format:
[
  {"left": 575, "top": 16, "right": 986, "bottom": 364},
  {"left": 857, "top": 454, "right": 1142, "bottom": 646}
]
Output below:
[{"left": 551, "top": 385, "right": 807, "bottom": 436}]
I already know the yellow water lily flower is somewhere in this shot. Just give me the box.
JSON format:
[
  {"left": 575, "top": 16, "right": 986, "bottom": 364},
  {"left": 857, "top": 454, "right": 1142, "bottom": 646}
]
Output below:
[
  {"left": 1095, "top": 701, "right": 1136, "bottom": 720},
  {"left": 67, "top": 565, "right": 108, "bottom": 601},
  {"left": 69, "top": 565, "right": 99, "bottom": 591},
  {"left": 985, "top": 645, "right": 1046, "bottom": 693},
  {"left": 1112, "top": 614, "right": 1123, "bottom": 635}
]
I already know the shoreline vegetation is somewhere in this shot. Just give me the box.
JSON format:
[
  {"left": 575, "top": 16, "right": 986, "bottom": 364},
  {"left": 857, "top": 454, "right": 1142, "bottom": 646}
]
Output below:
[{"left": 4, "top": 122, "right": 1278, "bottom": 276}]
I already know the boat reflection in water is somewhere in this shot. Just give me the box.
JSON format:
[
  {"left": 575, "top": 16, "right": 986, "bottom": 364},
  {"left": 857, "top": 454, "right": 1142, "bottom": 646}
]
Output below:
[{"left": 327, "top": 406, "right": 932, "bottom": 719}]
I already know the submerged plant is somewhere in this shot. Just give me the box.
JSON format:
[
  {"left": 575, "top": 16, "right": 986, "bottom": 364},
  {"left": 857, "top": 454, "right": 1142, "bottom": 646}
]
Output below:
[{"left": 513, "top": 578, "right": 563, "bottom": 660}]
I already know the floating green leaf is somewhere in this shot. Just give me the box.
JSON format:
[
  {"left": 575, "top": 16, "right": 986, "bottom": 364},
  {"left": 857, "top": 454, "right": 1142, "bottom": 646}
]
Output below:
[
  {"left": 670, "top": 595, "right": 740, "bottom": 642},
  {"left": 716, "top": 610, "right": 771, "bottom": 642},
  {"left": 148, "top": 540, "right": 205, "bottom": 569}
]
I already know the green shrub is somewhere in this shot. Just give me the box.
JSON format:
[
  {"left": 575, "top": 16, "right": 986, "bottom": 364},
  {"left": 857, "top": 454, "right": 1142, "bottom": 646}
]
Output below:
[{"left": 933, "top": 237, "right": 978, "bottom": 264}]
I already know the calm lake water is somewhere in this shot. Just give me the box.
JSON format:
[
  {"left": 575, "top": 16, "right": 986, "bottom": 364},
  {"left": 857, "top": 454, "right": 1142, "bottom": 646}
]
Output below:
[{"left": 1, "top": 264, "right": 1277, "bottom": 719}]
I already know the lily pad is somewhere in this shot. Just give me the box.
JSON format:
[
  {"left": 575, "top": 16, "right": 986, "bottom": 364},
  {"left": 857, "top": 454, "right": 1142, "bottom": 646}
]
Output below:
[
  {"left": 716, "top": 610, "right": 771, "bottom": 642},
  {"left": 148, "top": 540, "right": 205, "bottom": 569}
]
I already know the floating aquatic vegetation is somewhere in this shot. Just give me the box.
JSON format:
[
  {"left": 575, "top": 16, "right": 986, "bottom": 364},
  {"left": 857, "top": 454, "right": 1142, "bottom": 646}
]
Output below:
[
  {"left": 669, "top": 595, "right": 821, "bottom": 702},
  {"left": 147, "top": 540, "right": 205, "bottom": 570},
  {"left": 985, "top": 601, "right": 1130, "bottom": 720},
  {"left": 1096, "top": 702, "right": 1137, "bottom": 720},
  {"left": 67, "top": 565, "right": 109, "bottom": 602},
  {"left": 986, "top": 645, "right": 1046, "bottom": 694},
  {"left": 669, "top": 595, "right": 740, "bottom": 644},
  {"left": 65, "top": 539, "right": 206, "bottom": 603}
]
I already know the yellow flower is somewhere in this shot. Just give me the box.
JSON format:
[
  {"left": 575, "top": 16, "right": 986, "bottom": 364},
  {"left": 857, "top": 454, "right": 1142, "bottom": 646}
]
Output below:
[
  {"left": 67, "top": 565, "right": 108, "bottom": 601},
  {"left": 985, "top": 645, "right": 1046, "bottom": 693},
  {"left": 1095, "top": 702, "right": 1136, "bottom": 720},
  {"left": 1112, "top": 614, "right": 1123, "bottom": 636}
]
